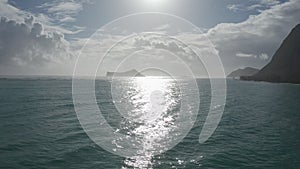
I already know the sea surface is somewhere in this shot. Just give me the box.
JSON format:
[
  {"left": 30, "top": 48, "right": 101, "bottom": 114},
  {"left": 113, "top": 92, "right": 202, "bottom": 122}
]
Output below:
[{"left": 0, "top": 77, "right": 299, "bottom": 169}]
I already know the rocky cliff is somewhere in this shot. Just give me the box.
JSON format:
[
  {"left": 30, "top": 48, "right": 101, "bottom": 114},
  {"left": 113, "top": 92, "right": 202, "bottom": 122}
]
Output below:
[{"left": 241, "top": 24, "right": 300, "bottom": 84}]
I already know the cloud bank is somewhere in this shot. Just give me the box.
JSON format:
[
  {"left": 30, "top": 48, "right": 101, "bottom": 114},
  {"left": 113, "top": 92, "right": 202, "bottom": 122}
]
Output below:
[
  {"left": 0, "top": 16, "right": 72, "bottom": 67},
  {"left": 207, "top": 0, "right": 300, "bottom": 72}
]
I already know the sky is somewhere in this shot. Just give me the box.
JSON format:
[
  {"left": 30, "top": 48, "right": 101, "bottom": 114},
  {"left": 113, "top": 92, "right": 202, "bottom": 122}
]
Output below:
[{"left": 0, "top": 0, "right": 299, "bottom": 76}]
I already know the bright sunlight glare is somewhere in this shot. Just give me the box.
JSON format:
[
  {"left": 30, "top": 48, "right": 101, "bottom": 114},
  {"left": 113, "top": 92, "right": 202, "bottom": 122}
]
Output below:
[{"left": 142, "top": 0, "right": 168, "bottom": 7}]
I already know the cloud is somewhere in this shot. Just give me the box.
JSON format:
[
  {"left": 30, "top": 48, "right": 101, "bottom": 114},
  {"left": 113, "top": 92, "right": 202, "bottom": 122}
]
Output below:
[
  {"left": 0, "top": 16, "right": 72, "bottom": 67},
  {"left": 38, "top": 0, "right": 90, "bottom": 23},
  {"left": 259, "top": 0, "right": 280, "bottom": 6},
  {"left": 259, "top": 53, "right": 269, "bottom": 60},
  {"left": 206, "top": 0, "right": 300, "bottom": 72},
  {"left": 133, "top": 35, "right": 195, "bottom": 57},
  {"left": 48, "top": 2, "right": 82, "bottom": 13},
  {"left": 0, "top": 0, "right": 84, "bottom": 35},
  {"left": 0, "top": 0, "right": 87, "bottom": 75},
  {"left": 236, "top": 52, "right": 269, "bottom": 60},
  {"left": 236, "top": 53, "right": 257, "bottom": 58},
  {"left": 153, "top": 24, "right": 171, "bottom": 33},
  {"left": 227, "top": 4, "right": 243, "bottom": 12},
  {"left": 227, "top": 0, "right": 281, "bottom": 12},
  {"left": 0, "top": 0, "right": 27, "bottom": 21}
]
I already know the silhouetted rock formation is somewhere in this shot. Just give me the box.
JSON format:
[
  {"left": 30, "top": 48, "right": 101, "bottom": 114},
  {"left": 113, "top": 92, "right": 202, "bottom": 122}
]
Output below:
[
  {"left": 106, "top": 69, "right": 144, "bottom": 77},
  {"left": 227, "top": 67, "right": 259, "bottom": 78},
  {"left": 241, "top": 24, "right": 300, "bottom": 84}
]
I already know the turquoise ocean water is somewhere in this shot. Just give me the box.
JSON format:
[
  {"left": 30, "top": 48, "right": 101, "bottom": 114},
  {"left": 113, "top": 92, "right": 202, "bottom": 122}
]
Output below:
[{"left": 0, "top": 78, "right": 299, "bottom": 169}]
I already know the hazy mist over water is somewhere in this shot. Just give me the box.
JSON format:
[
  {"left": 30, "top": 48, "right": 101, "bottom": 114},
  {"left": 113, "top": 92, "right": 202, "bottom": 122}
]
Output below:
[{"left": 0, "top": 78, "right": 299, "bottom": 169}]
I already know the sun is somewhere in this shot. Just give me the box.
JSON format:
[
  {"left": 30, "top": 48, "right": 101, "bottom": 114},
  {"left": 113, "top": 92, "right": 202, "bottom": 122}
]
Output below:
[
  {"left": 142, "top": 0, "right": 167, "bottom": 7},
  {"left": 144, "top": 0, "right": 161, "bottom": 4}
]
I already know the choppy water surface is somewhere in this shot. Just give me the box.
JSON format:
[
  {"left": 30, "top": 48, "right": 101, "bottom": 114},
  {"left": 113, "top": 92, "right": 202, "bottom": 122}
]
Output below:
[{"left": 0, "top": 78, "right": 299, "bottom": 169}]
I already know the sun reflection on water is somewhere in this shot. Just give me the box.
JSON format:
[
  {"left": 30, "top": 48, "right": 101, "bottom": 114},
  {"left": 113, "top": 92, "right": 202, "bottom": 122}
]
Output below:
[
  {"left": 111, "top": 77, "right": 181, "bottom": 168},
  {"left": 109, "top": 77, "right": 198, "bottom": 169}
]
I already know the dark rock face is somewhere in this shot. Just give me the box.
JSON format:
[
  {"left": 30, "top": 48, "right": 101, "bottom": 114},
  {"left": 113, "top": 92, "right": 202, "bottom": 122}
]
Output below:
[
  {"left": 227, "top": 67, "right": 259, "bottom": 78},
  {"left": 241, "top": 24, "right": 300, "bottom": 84},
  {"left": 106, "top": 69, "right": 144, "bottom": 77}
]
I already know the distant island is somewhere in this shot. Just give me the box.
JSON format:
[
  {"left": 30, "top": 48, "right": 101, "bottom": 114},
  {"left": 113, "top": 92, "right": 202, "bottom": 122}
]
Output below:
[
  {"left": 241, "top": 24, "right": 300, "bottom": 84},
  {"left": 227, "top": 67, "right": 259, "bottom": 79},
  {"left": 106, "top": 69, "right": 145, "bottom": 77}
]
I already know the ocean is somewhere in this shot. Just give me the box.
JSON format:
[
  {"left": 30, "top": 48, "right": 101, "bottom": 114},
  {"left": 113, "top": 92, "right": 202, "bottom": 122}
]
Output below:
[{"left": 0, "top": 78, "right": 299, "bottom": 169}]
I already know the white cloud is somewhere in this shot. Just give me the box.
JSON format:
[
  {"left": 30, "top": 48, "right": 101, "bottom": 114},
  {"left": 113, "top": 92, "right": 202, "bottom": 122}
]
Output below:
[
  {"left": 259, "top": 0, "right": 280, "bottom": 6},
  {"left": 227, "top": 0, "right": 281, "bottom": 12},
  {"left": 134, "top": 36, "right": 188, "bottom": 54},
  {"left": 227, "top": 4, "right": 243, "bottom": 12},
  {"left": 259, "top": 53, "right": 269, "bottom": 60},
  {"left": 48, "top": 2, "right": 82, "bottom": 13},
  {"left": 0, "top": 16, "right": 72, "bottom": 67},
  {"left": 207, "top": 0, "right": 300, "bottom": 72},
  {"left": 236, "top": 53, "right": 257, "bottom": 58},
  {"left": 0, "top": 0, "right": 86, "bottom": 75},
  {"left": 0, "top": 0, "right": 84, "bottom": 35},
  {"left": 0, "top": 0, "right": 26, "bottom": 21},
  {"left": 38, "top": 0, "right": 90, "bottom": 23},
  {"left": 235, "top": 52, "right": 269, "bottom": 60},
  {"left": 153, "top": 24, "right": 171, "bottom": 31}
]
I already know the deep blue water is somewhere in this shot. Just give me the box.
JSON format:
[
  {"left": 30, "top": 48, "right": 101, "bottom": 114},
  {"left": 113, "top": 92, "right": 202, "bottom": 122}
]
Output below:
[{"left": 0, "top": 78, "right": 299, "bottom": 169}]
